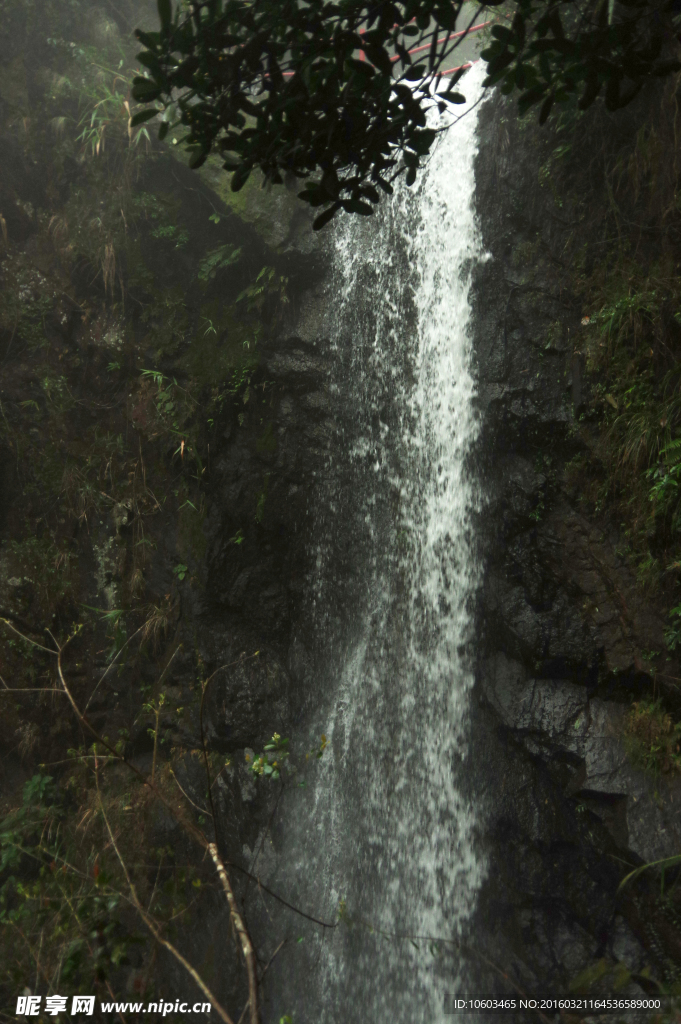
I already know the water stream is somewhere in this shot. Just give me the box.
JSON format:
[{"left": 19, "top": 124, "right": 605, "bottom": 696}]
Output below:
[{"left": 262, "top": 63, "right": 488, "bottom": 1023}]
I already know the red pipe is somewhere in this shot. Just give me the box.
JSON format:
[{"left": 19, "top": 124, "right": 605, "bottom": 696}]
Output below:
[
  {"left": 366, "top": 9, "right": 486, "bottom": 57},
  {"left": 440, "top": 58, "right": 479, "bottom": 75},
  {"left": 389, "top": 21, "right": 490, "bottom": 62},
  {"left": 280, "top": 58, "right": 477, "bottom": 78},
  {"left": 278, "top": 21, "right": 489, "bottom": 79}
]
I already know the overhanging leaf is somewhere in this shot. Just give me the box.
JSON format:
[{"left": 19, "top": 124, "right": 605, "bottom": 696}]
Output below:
[
  {"left": 157, "top": 0, "right": 172, "bottom": 32},
  {"left": 312, "top": 203, "right": 342, "bottom": 230},
  {"left": 538, "top": 91, "right": 554, "bottom": 123},
  {"left": 130, "top": 108, "right": 158, "bottom": 127}
]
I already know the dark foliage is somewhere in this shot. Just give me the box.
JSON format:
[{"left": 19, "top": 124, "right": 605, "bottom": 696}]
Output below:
[
  {"left": 132, "top": 0, "right": 484, "bottom": 228},
  {"left": 482, "top": 0, "right": 681, "bottom": 122},
  {"left": 132, "top": 0, "right": 681, "bottom": 226}
]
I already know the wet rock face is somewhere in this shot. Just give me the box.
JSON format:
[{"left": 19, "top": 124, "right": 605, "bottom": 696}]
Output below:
[
  {"left": 200, "top": 287, "right": 335, "bottom": 750},
  {"left": 199, "top": 622, "right": 291, "bottom": 751},
  {"left": 482, "top": 653, "right": 681, "bottom": 865},
  {"left": 469, "top": 91, "right": 681, "bottom": 993}
]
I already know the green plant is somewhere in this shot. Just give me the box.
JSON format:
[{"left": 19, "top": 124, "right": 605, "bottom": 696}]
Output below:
[
  {"left": 5, "top": 536, "right": 74, "bottom": 614},
  {"left": 529, "top": 498, "right": 545, "bottom": 522},
  {"left": 40, "top": 373, "right": 74, "bottom": 415},
  {"left": 138, "top": 369, "right": 202, "bottom": 468},
  {"left": 102, "top": 610, "right": 126, "bottom": 663},
  {"left": 618, "top": 852, "right": 681, "bottom": 894},
  {"left": 665, "top": 604, "right": 681, "bottom": 651},
  {"left": 0, "top": 772, "right": 138, "bottom": 999},
  {"left": 236, "top": 266, "right": 288, "bottom": 314},
  {"left": 591, "top": 291, "right": 657, "bottom": 353},
  {"left": 255, "top": 489, "right": 266, "bottom": 524},
  {"left": 151, "top": 223, "right": 189, "bottom": 247},
  {"left": 77, "top": 67, "right": 150, "bottom": 158},
  {"left": 0, "top": 619, "right": 269, "bottom": 1021},
  {"left": 573, "top": 256, "right": 681, "bottom": 602},
  {"left": 647, "top": 438, "right": 681, "bottom": 533},
  {"left": 624, "top": 699, "right": 681, "bottom": 775},
  {"left": 228, "top": 364, "right": 254, "bottom": 396},
  {"left": 636, "top": 553, "right": 661, "bottom": 593},
  {"left": 81, "top": 606, "right": 127, "bottom": 664},
  {"left": 308, "top": 734, "right": 328, "bottom": 761},
  {"left": 245, "top": 732, "right": 328, "bottom": 781},
  {"left": 140, "top": 692, "right": 172, "bottom": 782},
  {"left": 247, "top": 733, "right": 290, "bottom": 781},
  {"left": 197, "top": 244, "right": 241, "bottom": 285},
  {"left": 0, "top": 6, "right": 323, "bottom": 1014}
]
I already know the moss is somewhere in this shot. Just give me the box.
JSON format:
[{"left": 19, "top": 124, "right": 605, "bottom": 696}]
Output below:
[
  {"left": 197, "top": 156, "right": 301, "bottom": 248},
  {"left": 624, "top": 699, "right": 681, "bottom": 776},
  {"left": 180, "top": 302, "right": 256, "bottom": 387},
  {"left": 3, "top": 536, "right": 74, "bottom": 617},
  {"left": 139, "top": 285, "right": 189, "bottom": 360},
  {"left": 511, "top": 238, "right": 540, "bottom": 271},
  {"left": 254, "top": 474, "right": 270, "bottom": 524},
  {"left": 255, "top": 420, "right": 277, "bottom": 455},
  {"left": 177, "top": 499, "right": 207, "bottom": 564}
]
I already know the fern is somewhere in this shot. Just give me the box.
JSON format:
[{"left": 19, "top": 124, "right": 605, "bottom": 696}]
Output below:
[
  {"left": 197, "top": 244, "right": 241, "bottom": 284},
  {"left": 661, "top": 437, "right": 681, "bottom": 464}
]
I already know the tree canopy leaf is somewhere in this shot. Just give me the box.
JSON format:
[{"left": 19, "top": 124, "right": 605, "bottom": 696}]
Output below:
[{"left": 133, "top": 0, "right": 681, "bottom": 227}]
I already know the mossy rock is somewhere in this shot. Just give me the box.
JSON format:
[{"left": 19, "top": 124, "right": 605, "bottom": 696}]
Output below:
[{"left": 198, "top": 157, "right": 310, "bottom": 250}]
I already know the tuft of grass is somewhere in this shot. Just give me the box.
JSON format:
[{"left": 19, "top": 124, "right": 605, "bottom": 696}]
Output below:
[{"left": 624, "top": 699, "right": 681, "bottom": 776}]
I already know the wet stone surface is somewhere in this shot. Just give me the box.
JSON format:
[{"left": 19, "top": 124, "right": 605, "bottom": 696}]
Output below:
[{"left": 468, "top": 90, "right": 681, "bottom": 998}]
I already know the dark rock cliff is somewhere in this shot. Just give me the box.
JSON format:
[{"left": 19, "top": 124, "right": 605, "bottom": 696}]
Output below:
[{"left": 468, "top": 89, "right": 681, "bottom": 998}]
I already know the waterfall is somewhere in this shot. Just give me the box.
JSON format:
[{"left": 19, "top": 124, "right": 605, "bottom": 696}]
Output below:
[{"left": 262, "top": 62, "right": 488, "bottom": 1024}]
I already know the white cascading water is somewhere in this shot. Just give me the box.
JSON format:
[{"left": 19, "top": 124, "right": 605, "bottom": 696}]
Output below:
[{"left": 262, "top": 62, "right": 488, "bottom": 1024}]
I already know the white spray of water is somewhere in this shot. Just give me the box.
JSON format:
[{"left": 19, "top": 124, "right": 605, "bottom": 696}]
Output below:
[{"left": 266, "top": 63, "right": 488, "bottom": 1024}]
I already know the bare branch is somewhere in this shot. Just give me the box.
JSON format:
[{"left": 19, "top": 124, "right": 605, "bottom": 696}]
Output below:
[
  {"left": 208, "top": 843, "right": 259, "bottom": 1024},
  {"left": 49, "top": 632, "right": 261, "bottom": 1021},
  {"left": 229, "top": 861, "right": 339, "bottom": 930},
  {"left": 84, "top": 622, "right": 150, "bottom": 713},
  {"left": 169, "top": 766, "right": 210, "bottom": 816},
  {"left": 198, "top": 653, "right": 262, "bottom": 1024},
  {"left": 0, "top": 684, "right": 69, "bottom": 695},
  {"left": 53, "top": 633, "right": 206, "bottom": 846},
  {"left": 259, "top": 939, "right": 285, "bottom": 982},
  {"left": 96, "top": 773, "right": 235, "bottom": 1024},
  {"left": 0, "top": 617, "right": 57, "bottom": 655}
]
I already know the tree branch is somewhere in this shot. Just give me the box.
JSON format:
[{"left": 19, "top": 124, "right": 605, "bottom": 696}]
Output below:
[
  {"left": 208, "top": 843, "right": 259, "bottom": 1024},
  {"left": 96, "top": 771, "right": 235, "bottom": 1024}
]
